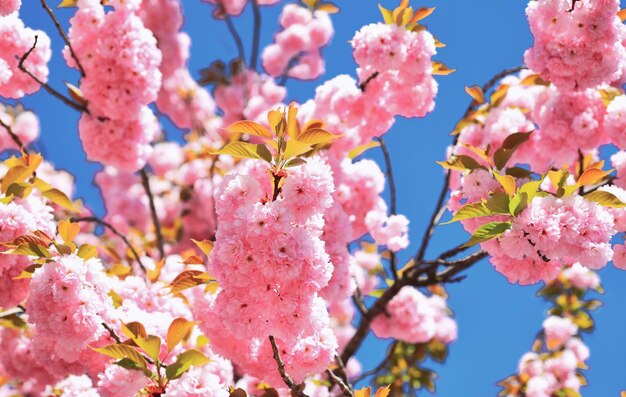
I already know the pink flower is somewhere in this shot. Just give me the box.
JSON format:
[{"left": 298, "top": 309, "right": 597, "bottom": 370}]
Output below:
[
  {"left": 0, "top": 13, "right": 51, "bottom": 98},
  {"left": 543, "top": 316, "right": 577, "bottom": 349},
  {"left": 613, "top": 243, "right": 626, "bottom": 270},
  {"left": 561, "top": 263, "right": 600, "bottom": 289},
  {"left": 524, "top": 0, "right": 625, "bottom": 90},
  {"left": 365, "top": 210, "right": 410, "bottom": 252},
  {"left": 97, "top": 364, "right": 148, "bottom": 397},
  {"left": 0, "top": 0, "right": 20, "bottom": 16}
]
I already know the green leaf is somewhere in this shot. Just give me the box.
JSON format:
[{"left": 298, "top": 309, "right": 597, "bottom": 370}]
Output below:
[
  {"left": 92, "top": 344, "right": 147, "bottom": 369},
  {"left": 137, "top": 335, "right": 161, "bottom": 361},
  {"left": 462, "top": 222, "right": 511, "bottom": 247},
  {"left": 3, "top": 242, "right": 51, "bottom": 258},
  {"left": 436, "top": 155, "right": 482, "bottom": 171},
  {"left": 442, "top": 202, "right": 492, "bottom": 224},
  {"left": 506, "top": 166, "right": 533, "bottom": 179},
  {"left": 166, "top": 318, "right": 196, "bottom": 352},
  {"left": 165, "top": 349, "right": 211, "bottom": 380},
  {"left": 493, "top": 131, "right": 533, "bottom": 169},
  {"left": 215, "top": 142, "right": 273, "bottom": 163},
  {"left": 483, "top": 193, "right": 511, "bottom": 214},
  {"left": 583, "top": 190, "right": 626, "bottom": 208},
  {"left": 114, "top": 358, "right": 153, "bottom": 377}
]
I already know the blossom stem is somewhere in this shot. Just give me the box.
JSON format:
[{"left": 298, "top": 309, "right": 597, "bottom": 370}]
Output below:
[
  {"left": 39, "top": 0, "right": 86, "bottom": 78},
  {"left": 250, "top": 0, "right": 261, "bottom": 69},
  {"left": 140, "top": 168, "right": 166, "bottom": 259},
  {"left": 269, "top": 335, "right": 309, "bottom": 397}
]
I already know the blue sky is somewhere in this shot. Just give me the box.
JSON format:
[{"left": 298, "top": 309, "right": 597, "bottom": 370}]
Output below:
[{"left": 14, "top": 1, "right": 626, "bottom": 395}]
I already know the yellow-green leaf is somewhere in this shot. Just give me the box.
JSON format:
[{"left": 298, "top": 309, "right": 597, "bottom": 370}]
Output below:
[
  {"left": 77, "top": 244, "right": 98, "bottom": 260},
  {"left": 41, "top": 188, "right": 76, "bottom": 211},
  {"left": 165, "top": 349, "right": 211, "bottom": 380},
  {"left": 348, "top": 141, "right": 380, "bottom": 159},
  {"left": 215, "top": 142, "right": 273, "bottom": 163},
  {"left": 226, "top": 121, "right": 272, "bottom": 139},
  {"left": 493, "top": 173, "right": 516, "bottom": 196},
  {"left": 462, "top": 222, "right": 511, "bottom": 247},
  {"left": 442, "top": 202, "right": 493, "bottom": 224},
  {"left": 583, "top": 190, "right": 626, "bottom": 208},
  {"left": 490, "top": 84, "right": 510, "bottom": 107},
  {"left": 92, "top": 344, "right": 146, "bottom": 368},
  {"left": 436, "top": 155, "right": 482, "bottom": 171},
  {"left": 166, "top": 318, "right": 196, "bottom": 352},
  {"left": 483, "top": 193, "right": 511, "bottom": 214},
  {"left": 122, "top": 322, "right": 147, "bottom": 339}
]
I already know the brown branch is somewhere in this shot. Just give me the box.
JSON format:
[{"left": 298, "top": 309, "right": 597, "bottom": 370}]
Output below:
[
  {"left": 333, "top": 354, "right": 352, "bottom": 391},
  {"left": 18, "top": 36, "right": 87, "bottom": 114},
  {"left": 0, "top": 117, "right": 27, "bottom": 153},
  {"left": 269, "top": 335, "right": 309, "bottom": 397},
  {"left": 414, "top": 170, "right": 450, "bottom": 262},
  {"left": 102, "top": 322, "right": 122, "bottom": 344},
  {"left": 39, "top": 0, "right": 85, "bottom": 78},
  {"left": 351, "top": 278, "right": 368, "bottom": 316},
  {"left": 375, "top": 136, "right": 399, "bottom": 278},
  {"left": 359, "top": 71, "right": 379, "bottom": 92},
  {"left": 341, "top": 278, "right": 409, "bottom": 364},
  {"left": 140, "top": 168, "right": 165, "bottom": 259},
  {"left": 326, "top": 369, "right": 352, "bottom": 397},
  {"left": 71, "top": 216, "right": 146, "bottom": 272},
  {"left": 250, "top": 0, "right": 261, "bottom": 69},
  {"left": 223, "top": 11, "right": 246, "bottom": 63}
]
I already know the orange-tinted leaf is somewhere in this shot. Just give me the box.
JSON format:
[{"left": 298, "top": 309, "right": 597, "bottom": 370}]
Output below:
[
  {"left": 465, "top": 85, "right": 485, "bottom": 104},
  {"left": 619, "top": 9, "right": 626, "bottom": 21},
  {"left": 493, "top": 173, "right": 516, "bottom": 196},
  {"left": 282, "top": 140, "right": 312, "bottom": 159},
  {"left": 267, "top": 110, "right": 285, "bottom": 138},
  {"left": 296, "top": 128, "right": 340, "bottom": 145},
  {"left": 432, "top": 61, "right": 456, "bottom": 75},
  {"left": 577, "top": 168, "right": 613, "bottom": 186},
  {"left": 354, "top": 387, "right": 372, "bottom": 397},
  {"left": 183, "top": 255, "right": 204, "bottom": 265},
  {"left": 166, "top": 318, "right": 196, "bottom": 352},
  {"left": 317, "top": 2, "right": 339, "bottom": 13},
  {"left": 226, "top": 121, "right": 272, "bottom": 138},
  {"left": 191, "top": 239, "right": 213, "bottom": 257},
  {"left": 58, "top": 219, "right": 80, "bottom": 244}
]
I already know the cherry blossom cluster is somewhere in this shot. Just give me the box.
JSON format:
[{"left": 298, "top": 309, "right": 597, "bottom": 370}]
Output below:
[
  {"left": 371, "top": 286, "right": 457, "bottom": 346},
  {"left": 198, "top": 157, "right": 338, "bottom": 384},
  {"left": 525, "top": 0, "right": 626, "bottom": 91},
  {"left": 0, "top": 8, "right": 51, "bottom": 99},
  {"left": 0, "top": 104, "right": 39, "bottom": 151},
  {"left": 262, "top": 3, "right": 334, "bottom": 80},
  {"left": 66, "top": 0, "right": 162, "bottom": 171}
]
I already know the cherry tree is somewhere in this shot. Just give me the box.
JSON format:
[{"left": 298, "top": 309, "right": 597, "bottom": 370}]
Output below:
[{"left": 0, "top": 0, "right": 625, "bottom": 396}]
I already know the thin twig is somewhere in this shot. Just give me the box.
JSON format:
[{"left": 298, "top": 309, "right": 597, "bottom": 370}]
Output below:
[
  {"left": 437, "top": 243, "right": 471, "bottom": 261},
  {"left": 250, "top": 0, "right": 261, "bottom": 69},
  {"left": 341, "top": 278, "right": 408, "bottom": 364},
  {"left": 352, "top": 279, "right": 368, "bottom": 316},
  {"left": 18, "top": 36, "right": 87, "bottom": 114},
  {"left": 102, "top": 322, "right": 122, "bottom": 344},
  {"left": 326, "top": 369, "right": 352, "bottom": 397},
  {"left": 0, "top": 117, "right": 27, "bottom": 153},
  {"left": 359, "top": 71, "right": 379, "bottom": 92},
  {"left": 71, "top": 216, "right": 146, "bottom": 272},
  {"left": 39, "top": 0, "right": 85, "bottom": 77},
  {"left": 269, "top": 335, "right": 309, "bottom": 397},
  {"left": 375, "top": 136, "right": 399, "bottom": 279},
  {"left": 140, "top": 168, "right": 165, "bottom": 259},
  {"left": 333, "top": 354, "right": 352, "bottom": 391},
  {"left": 414, "top": 170, "right": 450, "bottom": 262},
  {"left": 223, "top": 12, "right": 246, "bottom": 62}
]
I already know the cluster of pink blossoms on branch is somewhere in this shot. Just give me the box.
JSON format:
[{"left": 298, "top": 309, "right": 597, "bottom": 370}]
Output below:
[{"left": 1, "top": 0, "right": 626, "bottom": 396}]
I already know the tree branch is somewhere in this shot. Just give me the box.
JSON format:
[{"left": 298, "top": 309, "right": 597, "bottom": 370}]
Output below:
[
  {"left": 269, "top": 335, "right": 309, "bottom": 397},
  {"left": 250, "top": 0, "right": 261, "bottom": 69},
  {"left": 18, "top": 36, "right": 88, "bottom": 114},
  {"left": 140, "top": 168, "right": 165, "bottom": 259},
  {"left": 39, "top": 0, "right": 85, "bottom": 78},
  {"left": 0, "top": 117, "right": 27, "bottom": 153},
  {"left": 71, "top": 216, "right": 146, "bottom": 272},
  {"left": 223, "top": 12, "right": 246, "bottom": 63},
  {"left": 359, "top": 71, "right": 379, "bottom": 92},
  {"left": 326, "top": 369, "right": 352, "bottom": 397},
  {"left": 375, "top": 136, "right": 399, "bottom": 279}
]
